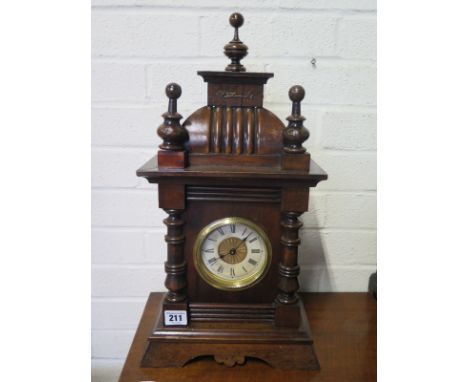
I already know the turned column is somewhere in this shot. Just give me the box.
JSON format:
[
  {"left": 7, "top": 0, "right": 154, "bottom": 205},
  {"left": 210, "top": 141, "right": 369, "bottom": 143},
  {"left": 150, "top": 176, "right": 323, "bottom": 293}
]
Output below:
[
  {"left": 163, "top": 209, "right": 186, "bottom": 303},
  {"left": 274, "top": 207, "right": 305, "bottom": 328},
  {"left": 277, "top": 212, "right": 302, "bottom": 305}
]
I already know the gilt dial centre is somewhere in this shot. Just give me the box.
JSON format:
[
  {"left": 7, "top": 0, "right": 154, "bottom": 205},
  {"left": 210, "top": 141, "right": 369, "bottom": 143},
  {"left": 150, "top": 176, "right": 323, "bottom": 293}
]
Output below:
[{"left": 218, "top": 237, "right": 248, "bottom": 265}]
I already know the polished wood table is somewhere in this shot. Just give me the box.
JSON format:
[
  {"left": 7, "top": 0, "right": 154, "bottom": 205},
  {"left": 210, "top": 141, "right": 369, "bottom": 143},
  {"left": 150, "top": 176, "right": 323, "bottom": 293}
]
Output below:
[{"left": 118, "top": 292, "right": 376, "bottom": 382}]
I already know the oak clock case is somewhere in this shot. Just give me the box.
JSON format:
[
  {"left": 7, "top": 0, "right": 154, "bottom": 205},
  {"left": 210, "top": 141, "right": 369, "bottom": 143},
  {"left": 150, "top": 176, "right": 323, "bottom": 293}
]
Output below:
[{"left": 136, "top": 13, "right": 328, "bottom": 370}]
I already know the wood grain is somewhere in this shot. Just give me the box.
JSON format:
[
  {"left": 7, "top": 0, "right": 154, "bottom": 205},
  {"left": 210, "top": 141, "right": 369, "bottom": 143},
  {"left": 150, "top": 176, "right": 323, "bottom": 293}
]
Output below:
[
  {"left": 246, "top": 107, "right": 254, "bottom": 153},
  {"left": 118, "top": 292, "right": 376, "bottom": 382},
  {"left": 234, "top": 107, "right": 243, "bottom": 154},
  {"left": 184, "top": 199, "right": 281, "bottom": 304},
  {"left": 137, "top": 155, "right": 328, "bottom": 187},
  {"left": 182, "top": 106, "right": 284, "bottom": 156}
]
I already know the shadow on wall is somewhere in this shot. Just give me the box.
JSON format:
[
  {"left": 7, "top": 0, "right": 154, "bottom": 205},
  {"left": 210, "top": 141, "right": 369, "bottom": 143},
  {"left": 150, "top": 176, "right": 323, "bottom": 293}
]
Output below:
[
  {"left": 91, "top": 360, "right": 124, "bottom": 382},
  {"left": 298, "top": 196, "right": 332, "bottom": 292}
]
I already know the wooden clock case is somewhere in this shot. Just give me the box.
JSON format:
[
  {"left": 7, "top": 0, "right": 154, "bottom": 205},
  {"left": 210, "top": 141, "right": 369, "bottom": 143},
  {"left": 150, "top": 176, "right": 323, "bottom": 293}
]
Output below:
[{"left": 136, "top": 13, "right": 327, "bottom": 370}]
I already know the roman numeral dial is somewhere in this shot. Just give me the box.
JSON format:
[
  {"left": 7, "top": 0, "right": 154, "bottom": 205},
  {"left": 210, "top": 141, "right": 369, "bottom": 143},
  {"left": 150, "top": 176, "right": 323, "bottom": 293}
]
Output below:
[{"left": 194, "top": 217, "right": 272, "bottom": 291}]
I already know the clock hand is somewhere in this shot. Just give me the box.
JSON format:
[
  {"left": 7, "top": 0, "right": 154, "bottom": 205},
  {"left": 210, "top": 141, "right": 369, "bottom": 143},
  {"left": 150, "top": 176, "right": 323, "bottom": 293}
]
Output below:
[
  {"left": 232, "top": 232, "right": 251, "bottom": 252},
  {"left": 219, "top": 251, "right": 230, "bottom": 259}
]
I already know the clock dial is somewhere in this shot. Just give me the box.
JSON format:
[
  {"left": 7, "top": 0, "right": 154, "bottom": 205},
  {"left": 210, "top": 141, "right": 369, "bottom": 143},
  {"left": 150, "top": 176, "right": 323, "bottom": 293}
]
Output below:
[{"left": 194, "top": 217, "right": 272, "bottom": 291}]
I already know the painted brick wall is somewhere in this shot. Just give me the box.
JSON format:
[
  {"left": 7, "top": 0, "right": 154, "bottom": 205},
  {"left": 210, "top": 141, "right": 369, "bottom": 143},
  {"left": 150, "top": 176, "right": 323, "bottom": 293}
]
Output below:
[{"left": 91, "top": 1, "right": 376, "bottom": 380}]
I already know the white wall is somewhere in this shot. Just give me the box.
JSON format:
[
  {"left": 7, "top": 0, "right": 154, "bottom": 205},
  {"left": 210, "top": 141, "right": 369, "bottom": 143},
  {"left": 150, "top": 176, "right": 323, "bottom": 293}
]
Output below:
[{"left": 91, "top": 0, "right": 376, "bottom": 380}]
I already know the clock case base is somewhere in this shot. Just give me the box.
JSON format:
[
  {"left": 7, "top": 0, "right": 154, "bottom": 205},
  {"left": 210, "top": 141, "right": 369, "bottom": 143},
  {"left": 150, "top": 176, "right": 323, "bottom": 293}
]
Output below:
[{"left": 141, "top": 298, "right": 320, "bottom": 370}]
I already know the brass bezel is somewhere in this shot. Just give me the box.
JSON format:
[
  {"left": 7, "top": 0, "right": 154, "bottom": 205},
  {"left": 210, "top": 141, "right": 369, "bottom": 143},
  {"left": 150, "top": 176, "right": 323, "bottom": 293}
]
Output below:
[{"left": 193, "top": 217, "right": 272, "bottom": 291}]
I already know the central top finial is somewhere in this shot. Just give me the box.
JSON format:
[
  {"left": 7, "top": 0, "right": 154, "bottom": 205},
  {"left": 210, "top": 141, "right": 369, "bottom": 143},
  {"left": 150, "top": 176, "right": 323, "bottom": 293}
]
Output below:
[{"left": 224, "top": 13, "right": 248, "bottom": 72}]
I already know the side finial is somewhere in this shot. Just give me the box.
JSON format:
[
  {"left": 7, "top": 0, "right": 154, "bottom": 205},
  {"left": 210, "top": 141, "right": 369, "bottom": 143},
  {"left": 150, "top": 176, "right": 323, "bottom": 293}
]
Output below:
[
  {"left": 157, "top": 83, "right": 188, "bottom": 151},
  {"left": 283, "top": 85, "right": 309, "bottom": 154},
  {"left": 224, "top": 13, "right": 248, "bottom": 72}
]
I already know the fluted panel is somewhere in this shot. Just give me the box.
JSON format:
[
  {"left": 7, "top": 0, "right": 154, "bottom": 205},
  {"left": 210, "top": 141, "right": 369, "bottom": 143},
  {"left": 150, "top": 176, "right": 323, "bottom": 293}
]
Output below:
[
  {"left": 234, "top": 107, "right": 243, "bottom": 154},
  {"left": 212, "top": 106, "right": 223, "bottom": 153},
  {"left": 246, "top": 108, "right": 255, "bottom": 154},
  {"left": 224, "top": 107, "right": 233, "bottom": 153},
  {"left": 208, "top": 106, "right": 259, "bottom": 154},
  {"left": 184, "top": 106, "right": 283, "bottom": 155}
]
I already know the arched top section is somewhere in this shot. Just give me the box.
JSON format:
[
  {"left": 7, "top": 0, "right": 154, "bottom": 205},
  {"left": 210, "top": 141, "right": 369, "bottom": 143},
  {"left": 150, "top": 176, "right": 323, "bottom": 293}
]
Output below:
[
  {"left": 183, "top": 106, "right": 284, "bottom": 155},
  {"left": 138, "top": 12, "right": 325, "bottom": 175}
]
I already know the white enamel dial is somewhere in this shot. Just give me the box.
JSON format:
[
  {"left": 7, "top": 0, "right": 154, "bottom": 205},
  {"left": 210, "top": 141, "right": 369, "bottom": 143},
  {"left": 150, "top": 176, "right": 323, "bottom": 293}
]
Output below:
[{"left": 193, "top": 217, "right": 271, "bottom": 290}]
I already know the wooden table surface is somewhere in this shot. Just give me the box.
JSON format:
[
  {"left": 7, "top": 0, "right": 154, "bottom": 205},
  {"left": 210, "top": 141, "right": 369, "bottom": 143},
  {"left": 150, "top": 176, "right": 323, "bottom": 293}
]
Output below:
[{"left": 118, "top": 292, "right": 376, "bottom": 382}]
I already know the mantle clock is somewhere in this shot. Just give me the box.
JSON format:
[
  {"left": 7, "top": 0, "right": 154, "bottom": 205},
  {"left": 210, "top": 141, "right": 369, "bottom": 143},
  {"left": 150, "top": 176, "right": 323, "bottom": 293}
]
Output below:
[{"left": 136, "top": 13, "right": 327, "bottom": 370}]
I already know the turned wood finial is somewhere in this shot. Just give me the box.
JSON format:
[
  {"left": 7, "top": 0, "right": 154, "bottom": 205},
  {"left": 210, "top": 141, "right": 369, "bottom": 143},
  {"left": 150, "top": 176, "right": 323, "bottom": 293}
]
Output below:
[
  {"left": 283, "top": 85, "right": 309, "bottom": 154},
  {"left": 224, "top": 13, "right": 248, "bottom": 72},
  {"left": 157, "top": 83, "right": 188, "bottom": 151}
]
